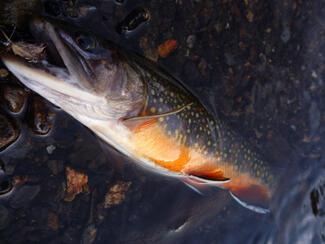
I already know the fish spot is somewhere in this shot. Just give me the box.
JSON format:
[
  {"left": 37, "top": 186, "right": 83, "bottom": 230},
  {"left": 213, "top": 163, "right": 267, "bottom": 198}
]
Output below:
[{"left": 150, "top": 107, "right": 156, "bottom": 113}]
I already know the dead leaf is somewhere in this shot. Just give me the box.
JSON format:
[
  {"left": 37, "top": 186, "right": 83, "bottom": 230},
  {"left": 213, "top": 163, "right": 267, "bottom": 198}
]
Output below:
[
  {"left": 157, "top": 39, "right": 178, "bottom": 58},
  {"left": 1, "top": 29, "right": 46, "bottom": 62},
  {"left": 64, "top": 167, "right": 89, "bottom": 202},
  {"left": 104, "top": 181, "right": 131, "bottom": 208},
  {"left": 11, "top": 42, "right": 46, "bottom": 62}
]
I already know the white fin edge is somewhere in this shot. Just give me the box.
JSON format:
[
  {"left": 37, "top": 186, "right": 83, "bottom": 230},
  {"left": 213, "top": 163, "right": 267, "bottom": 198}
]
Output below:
[{"left": 229, "top": 191, "right": 270, "bottom": 214}]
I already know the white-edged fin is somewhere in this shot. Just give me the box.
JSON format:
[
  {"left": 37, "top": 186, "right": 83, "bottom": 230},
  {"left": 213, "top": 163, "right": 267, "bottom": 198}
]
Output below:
[
  {"left": 183, "top": 181, "right": 203, "bottom": 195},
  {"left": 229, "top": 192, "right": 270, "bottom": 214},
  {"left": 181, "top": 175, "right": 230, "bottom": 195},
  {"left": 188, "top": 175, "right": 230, "bottom": 185}
]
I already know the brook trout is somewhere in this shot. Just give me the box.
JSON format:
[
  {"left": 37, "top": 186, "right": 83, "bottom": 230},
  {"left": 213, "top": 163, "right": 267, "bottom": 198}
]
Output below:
[{"left": 1, "top": 18, "right": 277, "bottom": 214}]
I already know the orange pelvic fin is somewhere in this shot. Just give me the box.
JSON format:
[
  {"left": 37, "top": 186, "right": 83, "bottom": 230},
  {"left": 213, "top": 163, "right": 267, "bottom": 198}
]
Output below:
[{"left": 226, "top": 183, "right": 271, "bottom": 214}]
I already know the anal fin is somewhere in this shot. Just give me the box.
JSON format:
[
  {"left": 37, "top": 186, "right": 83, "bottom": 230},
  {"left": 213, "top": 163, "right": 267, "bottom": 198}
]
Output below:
[
  {"left": 229, "top": 192, "right": 270, "bottom": 214},
  {"left": 227, "top": 183, "right": 271, "bottom": 214}
]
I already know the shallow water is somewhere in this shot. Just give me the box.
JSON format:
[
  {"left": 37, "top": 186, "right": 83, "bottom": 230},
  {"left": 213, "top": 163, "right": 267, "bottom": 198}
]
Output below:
[{"left": 0, "top": 0, "right": 324, "bottom": 243}]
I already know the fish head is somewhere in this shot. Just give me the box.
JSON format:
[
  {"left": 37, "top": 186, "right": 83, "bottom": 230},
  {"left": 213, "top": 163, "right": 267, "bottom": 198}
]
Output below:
[{"left": 1, "top": 18, "right": 145, "bottom": 122}]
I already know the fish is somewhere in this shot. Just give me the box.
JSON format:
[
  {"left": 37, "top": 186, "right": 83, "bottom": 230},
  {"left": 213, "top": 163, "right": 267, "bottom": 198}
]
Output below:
[{"left": 1, "top": 18, "right": 277, "bottom": 214}]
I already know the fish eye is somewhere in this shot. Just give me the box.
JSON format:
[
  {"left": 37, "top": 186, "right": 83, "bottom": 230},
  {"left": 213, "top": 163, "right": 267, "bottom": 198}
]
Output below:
[{"left": 76, "top": 34, "right": 96, "bottom": 50}]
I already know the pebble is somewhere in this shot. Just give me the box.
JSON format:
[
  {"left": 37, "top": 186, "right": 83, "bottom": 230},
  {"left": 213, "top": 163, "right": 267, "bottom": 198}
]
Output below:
[
  {"left": 116, "top": 7, "right": 150, "bottom": 34},
  {"left": 2, "top": 85, "right": 28, "bottom": 113},
  {"left": 46, "top": 145, "right": 56, "bottom": 154},
  {"left": 0, "top": 114, "right": 19, "bottom": 151},
  {"left": 186, "top": 35, "right": 196, "bottom": 49},
  {"left": 28, "top": 96, "right": 55, "bottom": 135},
  {"left": 0, "top": 174, "right": 13, "bottom": 195}
]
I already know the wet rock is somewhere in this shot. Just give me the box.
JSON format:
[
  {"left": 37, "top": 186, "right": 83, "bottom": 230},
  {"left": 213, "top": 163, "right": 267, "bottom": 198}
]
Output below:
[
  {"left": 28, "top": 96, "right": 55, "bottom": 135},
  {"left": 1, "top": 85, "right": 28, "bottom": 113},
  {"left": 0, "top": 205, "right": 10, "bottom": 230},
  {"left": 116, "top": 7, "right": 150, "bottom": 35},
  {"left": 9, "top": 185, "right": 40, "bottom": 209},
  {"left": 104, "top": 181, "right": 131, "bottom": 208},
  {"left": 0, "top": 114, "right": 19, "bottom": 151},
  {"left": 0, "top": 174, "right": 13, "bottom": 195}
]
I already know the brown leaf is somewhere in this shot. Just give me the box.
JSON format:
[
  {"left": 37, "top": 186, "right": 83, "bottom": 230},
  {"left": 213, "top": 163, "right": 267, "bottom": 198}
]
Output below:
[
  {"left": 104, "top": 181, "right": 131, "bottom": 208},
  {"left": 10, "top": 42, "right": 46, "bottom": 62},
  {"left": 157, "top": 39, "right": 178, "bottom": 58},
  {"left": 64, "top": 167, "right": 89, "bottom": 202}
]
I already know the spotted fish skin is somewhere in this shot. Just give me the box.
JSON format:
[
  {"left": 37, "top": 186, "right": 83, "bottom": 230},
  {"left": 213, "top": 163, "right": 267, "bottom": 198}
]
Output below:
[{"left": 124, "top": 56, "right": 276, "bottom": 212}]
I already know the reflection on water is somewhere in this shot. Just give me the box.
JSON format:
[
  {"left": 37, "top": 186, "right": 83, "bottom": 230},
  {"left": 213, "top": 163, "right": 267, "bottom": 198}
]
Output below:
[{"left": 0, "top": 0, "right": 324, "bottom": 243}]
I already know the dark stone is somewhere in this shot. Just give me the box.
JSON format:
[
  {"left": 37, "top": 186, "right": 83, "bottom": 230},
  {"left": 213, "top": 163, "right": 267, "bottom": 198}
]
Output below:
[
  {"left": 9, "top": 185, "right": 40, "bottom": 209},
  {"left": 116, "top": 7, "right": 150, "bottom": 35},
  {"left": 0, "top": 174, "right": 13, "bottom": 196},
  {"left": 27, "top": 96, "right": 55, "bottom": 135},
  {"left": 0, "top": 114, "right": 19, "bottom": 151}
]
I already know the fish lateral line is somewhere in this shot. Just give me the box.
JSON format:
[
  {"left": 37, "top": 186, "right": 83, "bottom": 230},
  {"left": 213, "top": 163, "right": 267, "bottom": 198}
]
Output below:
[{"left": 122, "top": 102, "right": 193, "bottom": 122}]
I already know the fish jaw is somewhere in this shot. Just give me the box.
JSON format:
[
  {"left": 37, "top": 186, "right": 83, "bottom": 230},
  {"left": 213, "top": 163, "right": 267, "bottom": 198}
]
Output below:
[{"left": 1, "top": 54, "right": 113, "bottom": 122}]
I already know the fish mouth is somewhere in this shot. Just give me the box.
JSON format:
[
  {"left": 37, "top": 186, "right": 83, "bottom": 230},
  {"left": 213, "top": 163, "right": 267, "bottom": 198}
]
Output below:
[{"left": 1, "top": 18, "right": 102, "bottom": 104}]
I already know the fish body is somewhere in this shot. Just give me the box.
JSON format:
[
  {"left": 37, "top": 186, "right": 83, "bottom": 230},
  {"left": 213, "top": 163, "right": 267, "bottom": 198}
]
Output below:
[{"left": 1, "top": 18, "right": 276, "bottom": 213}]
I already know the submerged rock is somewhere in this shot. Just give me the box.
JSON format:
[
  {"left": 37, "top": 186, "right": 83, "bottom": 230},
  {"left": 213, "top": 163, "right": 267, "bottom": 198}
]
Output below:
[
  {"left": 0, "top": 113, "right": 19, "bottom": 151},
  {"left": 27, "top": 96, "right": 55, "bottom": 135},
  {"left": 1, "top": 85, "right": 28, "bottom": 113},
  {"left": 116, "top": 7, "right": 150, "bottom": 35}
]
